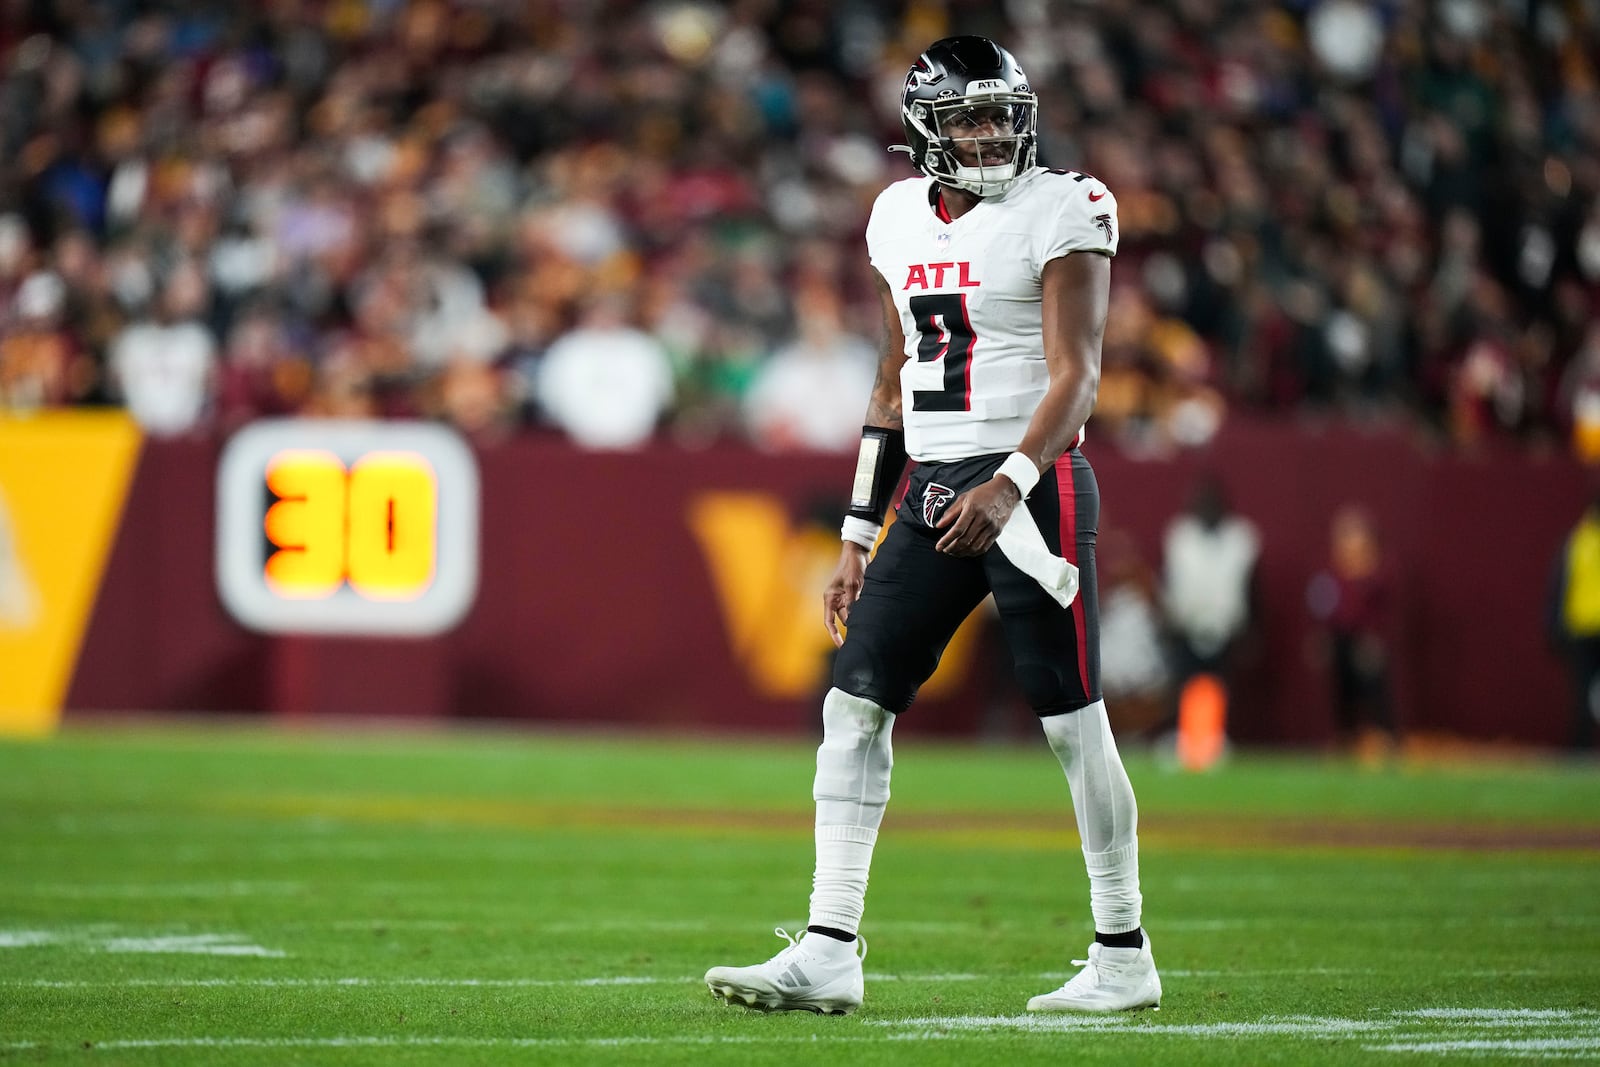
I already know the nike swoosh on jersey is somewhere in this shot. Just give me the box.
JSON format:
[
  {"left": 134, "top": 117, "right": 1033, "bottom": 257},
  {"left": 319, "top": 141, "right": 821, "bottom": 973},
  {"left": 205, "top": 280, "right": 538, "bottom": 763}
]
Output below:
[{"left": 1088, "top": 190, "right": 1106, "bottom": 201}]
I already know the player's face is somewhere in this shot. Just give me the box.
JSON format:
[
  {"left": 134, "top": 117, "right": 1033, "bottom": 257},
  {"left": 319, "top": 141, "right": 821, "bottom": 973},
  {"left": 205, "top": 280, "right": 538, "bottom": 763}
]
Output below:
[{"left": 940, "top": 105, "right": 1017, "bottom": 167}]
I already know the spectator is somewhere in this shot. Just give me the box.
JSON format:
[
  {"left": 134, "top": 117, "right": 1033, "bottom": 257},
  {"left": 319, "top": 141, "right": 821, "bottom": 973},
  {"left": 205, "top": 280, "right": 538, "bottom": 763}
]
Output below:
[
  {"left": 742, "top": 284, "right": 876, "bottom": 452},
  {"left": 1, "top": 271, "right": 89, "bottom": 410},
  {"left": 536, "top": 295, "right": 675, "bottom": 450},
  {"left": 0, "top": 2, "right": 1593, "bottom": 453},
  {"left": 107, "top": 262, "right": 217, "bottom": 436},
  {"left": 1307, "top": 504, "right": 1398, "bottom": 756}
]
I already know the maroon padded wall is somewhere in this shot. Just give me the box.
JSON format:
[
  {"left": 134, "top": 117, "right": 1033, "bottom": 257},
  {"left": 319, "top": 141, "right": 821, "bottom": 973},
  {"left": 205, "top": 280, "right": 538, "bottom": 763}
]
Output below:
[{"left": 66, "top": 420, "right": 1589, "bottom": 746}]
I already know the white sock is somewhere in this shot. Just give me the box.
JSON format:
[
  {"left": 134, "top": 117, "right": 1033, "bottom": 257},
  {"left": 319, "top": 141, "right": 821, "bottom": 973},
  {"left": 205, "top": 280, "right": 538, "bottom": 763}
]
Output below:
[
  {"left": 808, "top": 688, "right": 895, "bottom": 935},
  {"left": 1040, "top": 699, "right": 1143, "bottom": 934}
]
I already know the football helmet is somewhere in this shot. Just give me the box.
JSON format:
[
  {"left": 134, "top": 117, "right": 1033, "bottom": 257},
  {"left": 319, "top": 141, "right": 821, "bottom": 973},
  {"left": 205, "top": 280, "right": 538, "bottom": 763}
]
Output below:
[{"left": 894, "top": 36, "right": 1038, "bottom": 197}]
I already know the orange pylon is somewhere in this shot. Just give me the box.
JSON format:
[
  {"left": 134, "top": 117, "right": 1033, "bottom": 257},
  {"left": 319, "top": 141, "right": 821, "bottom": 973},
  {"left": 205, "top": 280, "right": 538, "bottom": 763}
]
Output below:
[{"left": 1176, "top": 672, "right": 1228, "bottom": 771}]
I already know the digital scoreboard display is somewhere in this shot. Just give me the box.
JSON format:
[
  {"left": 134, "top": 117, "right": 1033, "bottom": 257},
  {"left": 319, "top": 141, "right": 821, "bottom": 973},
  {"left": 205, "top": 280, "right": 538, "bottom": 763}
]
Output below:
[{"left": 216, "top": 421, "right": 479, "bottom": 635}]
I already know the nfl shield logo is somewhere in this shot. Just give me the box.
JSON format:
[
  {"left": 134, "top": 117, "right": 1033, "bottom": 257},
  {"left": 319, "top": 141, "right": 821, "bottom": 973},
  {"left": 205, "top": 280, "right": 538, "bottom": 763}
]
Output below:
[{"left": 936, "top": 232, "right": 951, "bottom": 252}]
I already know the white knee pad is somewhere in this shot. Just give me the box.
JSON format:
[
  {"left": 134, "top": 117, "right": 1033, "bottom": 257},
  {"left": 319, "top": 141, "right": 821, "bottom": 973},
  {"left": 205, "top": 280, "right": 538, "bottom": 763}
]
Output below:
[
  {"left": 813, "top": 687, "right": 895, "bottom": 829},
  {"left": 808, "top": 688, "right": 895, "bottom": 934},
  {"left": 1041, "top": 700, "right": 1143, "bottom": 934},
  {"left": 1041, "top": 699, "right": 1137, "bottom": 853}
]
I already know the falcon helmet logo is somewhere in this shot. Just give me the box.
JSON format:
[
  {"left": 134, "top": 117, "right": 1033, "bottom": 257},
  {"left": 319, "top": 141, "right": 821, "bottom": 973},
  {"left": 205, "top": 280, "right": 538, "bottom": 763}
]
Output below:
[
  {"left": 904, "top": 55, "right": 935, "bottom": 94},
  {"left": 922, "top": 483, "right": 956, "bottom": 526}
]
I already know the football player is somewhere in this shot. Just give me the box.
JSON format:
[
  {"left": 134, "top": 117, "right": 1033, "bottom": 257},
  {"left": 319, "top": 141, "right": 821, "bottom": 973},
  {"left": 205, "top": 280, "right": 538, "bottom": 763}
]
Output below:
[{"left": 706, "top": 35, "right": 1159, "bottom": 1015}]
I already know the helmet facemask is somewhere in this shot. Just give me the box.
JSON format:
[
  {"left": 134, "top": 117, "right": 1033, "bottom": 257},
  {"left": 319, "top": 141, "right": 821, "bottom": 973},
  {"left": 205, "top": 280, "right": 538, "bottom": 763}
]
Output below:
[{"left": 904, "top": 90, "right": 1038, "bottom": 197}]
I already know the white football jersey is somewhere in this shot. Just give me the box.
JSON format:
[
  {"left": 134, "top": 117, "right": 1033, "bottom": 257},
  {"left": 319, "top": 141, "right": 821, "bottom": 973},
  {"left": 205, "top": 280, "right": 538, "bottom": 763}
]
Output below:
[{"left": 864, "top": 166, "right": 1118, "bottom": 461}]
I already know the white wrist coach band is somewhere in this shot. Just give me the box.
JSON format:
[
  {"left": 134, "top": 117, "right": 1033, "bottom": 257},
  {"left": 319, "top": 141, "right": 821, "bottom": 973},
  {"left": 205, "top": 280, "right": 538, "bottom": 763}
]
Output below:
[
  {"left": 841, "top": 516, "right": 882, "bottom": 550},
  {"left": 996, "top": 451, "right": 1041, "bottom": 498}
]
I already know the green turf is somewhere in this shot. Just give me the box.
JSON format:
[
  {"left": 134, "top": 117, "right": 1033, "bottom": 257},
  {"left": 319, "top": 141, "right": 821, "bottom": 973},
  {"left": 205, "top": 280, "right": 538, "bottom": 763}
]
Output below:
[{"left": 1, "top": 722, "right": 1598, "bottom": 1065}]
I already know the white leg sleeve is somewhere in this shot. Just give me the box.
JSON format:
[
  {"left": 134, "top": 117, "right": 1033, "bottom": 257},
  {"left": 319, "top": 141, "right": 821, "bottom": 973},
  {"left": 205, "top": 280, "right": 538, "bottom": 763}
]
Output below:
[
  {"left": 1040, "top": 699, "right": 1143, "bottom": 934},
  {"left": 808, "top": 687, "right": 895, "bottom": 935}
]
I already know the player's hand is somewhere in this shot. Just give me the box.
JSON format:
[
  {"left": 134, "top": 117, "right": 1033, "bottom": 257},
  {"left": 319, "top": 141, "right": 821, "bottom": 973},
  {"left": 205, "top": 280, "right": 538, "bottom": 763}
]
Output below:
[
  {"left": 936, "top": 477, "right": 1022, "bottom": 557},
  {"left": 823, "top": 543, "right": 870, "bottom": 648}
]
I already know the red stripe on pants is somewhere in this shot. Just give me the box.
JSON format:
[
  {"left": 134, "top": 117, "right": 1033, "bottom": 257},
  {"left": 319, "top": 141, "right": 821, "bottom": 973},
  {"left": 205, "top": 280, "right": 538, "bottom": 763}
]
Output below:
[{"left": 1055, "top": 454, "right": 1091, "bottom": 693}]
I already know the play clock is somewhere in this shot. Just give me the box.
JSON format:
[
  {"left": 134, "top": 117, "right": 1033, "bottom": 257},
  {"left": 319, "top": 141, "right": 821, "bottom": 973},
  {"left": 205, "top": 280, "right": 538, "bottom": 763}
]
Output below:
[{"left": 216, "top": 420, "right": 479, "bottom": 635}]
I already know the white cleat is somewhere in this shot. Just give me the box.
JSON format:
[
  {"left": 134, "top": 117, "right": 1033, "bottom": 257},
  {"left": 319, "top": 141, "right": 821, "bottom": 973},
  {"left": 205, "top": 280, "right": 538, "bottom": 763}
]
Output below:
[
  {"left": 1027, "top": 933, "right": 1161, "bottom": 1012},
  {"left": 705, "top": 927, "right": 866, "bottom": 1015}
]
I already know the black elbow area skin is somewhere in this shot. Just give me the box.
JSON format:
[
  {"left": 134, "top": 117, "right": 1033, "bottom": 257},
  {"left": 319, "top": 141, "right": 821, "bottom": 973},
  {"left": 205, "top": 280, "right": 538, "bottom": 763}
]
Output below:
[{"left": 848, "top": 426, "right": 909, "bottom": 524}]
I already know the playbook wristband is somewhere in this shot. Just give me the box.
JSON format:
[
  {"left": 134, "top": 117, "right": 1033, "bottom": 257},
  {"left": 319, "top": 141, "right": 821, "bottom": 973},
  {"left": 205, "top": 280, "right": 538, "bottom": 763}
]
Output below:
[
  {"left": 845, "top": 426, "right": 908, "bottom": 526},
  {"left": 995, "top": 451, "right": 1041, "bottom": 498}
]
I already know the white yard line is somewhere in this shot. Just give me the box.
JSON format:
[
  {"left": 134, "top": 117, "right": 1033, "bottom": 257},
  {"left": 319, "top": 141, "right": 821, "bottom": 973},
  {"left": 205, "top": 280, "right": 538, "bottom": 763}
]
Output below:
[
  {"left": 876, "top": 1014, "right": 1392, "bottom": 1036},
  {"left": 15, "top": 882, "right": 304, "bottom": 898},
  {"left": 1396, "top": 1009, "right": 1599, "bottom": 1021},
  {"left": 1367, "top": 1038, "right": 1600, "bottom": 1055},
  {"left": 10, "top": 971, "right": 1352, "bottom": 989},
  {"left": 1, "top": 1036, "right": 940, "bottom": 1051},
  {"left": 0, "top": 929, "right": 287, "bottom": 958},
  {"left": 100, "top": 935, "right": 285, "bottom": 958},
  {"left": 3, "top": 1006, "right": 1597, "bottom": 1056},
  {"left": 7, "top": 968, "right": 1586, "bottom": 988},
  {"left": 19, "top": 977, "right": 679, "bottom": 988},
  {"left": 0, "top": 931, "right": 58, "bottom": 947}
]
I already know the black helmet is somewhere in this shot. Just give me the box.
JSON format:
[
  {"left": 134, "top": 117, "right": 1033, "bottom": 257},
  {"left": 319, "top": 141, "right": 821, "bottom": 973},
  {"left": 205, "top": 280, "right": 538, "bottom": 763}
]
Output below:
[{"left": 894, "top": 36, "right": 1038, "bottom": 197}]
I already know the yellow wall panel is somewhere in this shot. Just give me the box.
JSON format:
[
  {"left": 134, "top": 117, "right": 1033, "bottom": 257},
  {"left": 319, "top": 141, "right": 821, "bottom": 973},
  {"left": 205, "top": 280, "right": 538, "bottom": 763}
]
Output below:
[{"left": 0, "top": 412, "right": 142, "bottom": 736}]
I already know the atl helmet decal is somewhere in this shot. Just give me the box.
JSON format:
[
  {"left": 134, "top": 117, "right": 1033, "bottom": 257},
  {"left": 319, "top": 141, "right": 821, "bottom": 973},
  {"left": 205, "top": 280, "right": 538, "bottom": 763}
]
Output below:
[{"left": 922, "top": 483, "right": 956, "bottom": 527}]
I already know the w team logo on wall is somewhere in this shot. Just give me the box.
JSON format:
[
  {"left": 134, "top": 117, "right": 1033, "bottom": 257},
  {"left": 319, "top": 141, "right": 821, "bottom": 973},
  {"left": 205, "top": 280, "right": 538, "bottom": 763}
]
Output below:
[
  {"left": 687, "top": 491, "right": 980, "bottom": 701},
  {"left": 922, "top": 483, "right": 955, "bottom": 527},
  {"left": 0, "top": 411, "right": 142, "bottom": 736}
]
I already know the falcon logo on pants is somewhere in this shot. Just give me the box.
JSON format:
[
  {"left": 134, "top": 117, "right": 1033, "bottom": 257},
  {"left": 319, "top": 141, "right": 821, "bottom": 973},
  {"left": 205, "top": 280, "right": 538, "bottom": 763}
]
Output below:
[{"left": 922, "top": 483, "right": 955, "bottom": 527}]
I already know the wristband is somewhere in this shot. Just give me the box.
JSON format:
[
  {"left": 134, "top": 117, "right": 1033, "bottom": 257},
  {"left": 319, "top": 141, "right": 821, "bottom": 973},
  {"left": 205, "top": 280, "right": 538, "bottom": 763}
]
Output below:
[
  {"left": 846, "top": 426, "right": 908, "bottom": 524},
  {"left": 996, "top": 452, "right": 1041, "bottom": 498},
  {"left": 841, "top": 516, "right": 882, "bottom": 551}
]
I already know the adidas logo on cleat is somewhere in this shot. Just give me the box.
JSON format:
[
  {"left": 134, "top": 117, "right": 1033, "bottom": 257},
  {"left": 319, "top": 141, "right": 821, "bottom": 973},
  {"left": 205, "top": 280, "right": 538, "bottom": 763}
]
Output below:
[{"left": 704, "top": 928, "right": 866, "bottom": 1015}]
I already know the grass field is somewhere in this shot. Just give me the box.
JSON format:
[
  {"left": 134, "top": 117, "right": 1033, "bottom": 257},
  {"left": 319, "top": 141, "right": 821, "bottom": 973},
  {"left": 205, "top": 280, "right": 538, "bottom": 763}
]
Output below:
[{"left": 1, "top": 721, "right": 1598, "bottom": 1065}]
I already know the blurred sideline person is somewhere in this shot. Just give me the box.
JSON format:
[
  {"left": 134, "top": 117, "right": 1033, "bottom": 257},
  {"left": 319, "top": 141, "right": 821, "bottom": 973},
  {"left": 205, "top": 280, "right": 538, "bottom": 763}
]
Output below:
[
  {"left": 1160, "top": 476, "right": 1260, "bottom": 743},
  {"left": 1308, "top": 505, "right": 1397, "bottom": 755},
  {"left": 1547, "top": 494, "right": 1600, "bottom": 750},
  {"left": 1097, "top": 527, "right": 1171, "bottom": 734},
  {"left": 706, "top": 36, "right": 1158, "bottom": 1016}
]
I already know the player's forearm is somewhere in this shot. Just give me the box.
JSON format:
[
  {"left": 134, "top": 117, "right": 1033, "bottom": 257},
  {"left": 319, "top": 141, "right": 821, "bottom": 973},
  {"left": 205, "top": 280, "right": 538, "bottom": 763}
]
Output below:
[
  {"left": 863, "top": 353, "right": 906, "bottom": 430},
  {"left": 864, "top": 390, "right": 903, "bottom": 431},
  {"left": 1015, "top": 361, "right": 1099, "bottom": 472},
  {"left": 866, "top": 268, "right": 907, "bottom": 431}
]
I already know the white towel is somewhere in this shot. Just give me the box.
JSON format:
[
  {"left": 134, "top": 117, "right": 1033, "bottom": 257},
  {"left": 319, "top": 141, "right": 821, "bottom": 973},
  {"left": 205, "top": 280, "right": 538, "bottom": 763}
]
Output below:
[{"left": 996, "top": 504, "right": 1080, "bottom": 609}]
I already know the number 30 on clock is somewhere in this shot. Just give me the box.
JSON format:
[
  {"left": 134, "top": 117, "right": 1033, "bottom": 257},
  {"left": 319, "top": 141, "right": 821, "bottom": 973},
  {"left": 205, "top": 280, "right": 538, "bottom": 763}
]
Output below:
[{"left": 216, "top": 421, "right": 480, "bottom": 636}]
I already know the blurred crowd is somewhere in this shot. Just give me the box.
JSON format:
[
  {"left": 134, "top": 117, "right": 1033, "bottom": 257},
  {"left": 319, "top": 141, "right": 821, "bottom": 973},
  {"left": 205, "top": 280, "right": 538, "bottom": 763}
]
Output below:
[{"left": 1, "top": 0, "right": 1598, "bottom": 455}]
